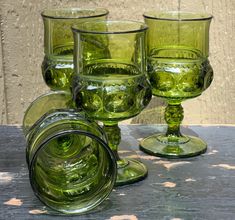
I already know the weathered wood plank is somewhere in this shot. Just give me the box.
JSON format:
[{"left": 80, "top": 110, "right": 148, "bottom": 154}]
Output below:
[{"left": 0, "top": 125, "right": 235, "bottom": 219}]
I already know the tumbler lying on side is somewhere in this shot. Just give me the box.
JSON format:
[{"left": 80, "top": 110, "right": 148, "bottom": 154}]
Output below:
[{"left": 23, "top": 91, "right": 117, "bottom": 214}]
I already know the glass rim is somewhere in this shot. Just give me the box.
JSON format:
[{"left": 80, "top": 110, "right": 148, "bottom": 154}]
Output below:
[
  {"left": 41, "top": 8, "right": 109, "bottom": 19},
  {"left": 28, "top": 129, "right": 116, "bottom": 174},
  {"left": 28, "top": 129, "right": 117, "bottom": 214},
  {"left": 22, "top": 90, "right": 72, "bottom": 136},
  {"left": 25, "top": 108, "right": 86, "bottom": 140},
  {"left": 25, "top": 108, "right": 81, "bottom": 165},
  {"left": 143, "top": 11, "right": 213, "bottom": 21},
  {"left": 71, "top": 20, "right": 148, "bottom": 35}
]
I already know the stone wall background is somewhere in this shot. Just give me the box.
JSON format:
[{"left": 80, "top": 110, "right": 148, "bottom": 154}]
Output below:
[{"left": 0, "top": 0, "right": 234, "bottom": 125}]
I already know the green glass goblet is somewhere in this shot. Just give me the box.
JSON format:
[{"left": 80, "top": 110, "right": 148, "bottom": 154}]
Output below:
[
  {"left": 72, "top": 20, "right": 152, "bottom": 186},
  {"left": 41, "top": 8, "right": 108, "bottom": 91},
  {"left": 23, "top": 91, "right": 116, "bottom": 214},
  {"left": 140, "top": 11, "right": 213, "bottom": 158}
]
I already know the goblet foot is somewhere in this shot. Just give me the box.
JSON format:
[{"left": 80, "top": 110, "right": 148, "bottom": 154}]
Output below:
[
  {"left": 115, "top": 158, "right": 148, "bottom": 186},
  {"left": 140, "top": 134, "right": 207, "bottom": 158}
]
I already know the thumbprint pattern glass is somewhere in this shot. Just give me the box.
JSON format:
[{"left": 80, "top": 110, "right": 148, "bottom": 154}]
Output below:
[
  {"left": 72, "top": 20, "right": 152, "bottom": 186},
  {"left": 23, "top": 92, "right": 117, "bottom": 214},
  {"left": 140, "top": 12, "right": 213, "bottom": 158},
  {"left": 23, "top": 90, "right": 75, "bottom": 134},
  {"left": 41, "top": 8, "right": 108, "bottom": 91}
]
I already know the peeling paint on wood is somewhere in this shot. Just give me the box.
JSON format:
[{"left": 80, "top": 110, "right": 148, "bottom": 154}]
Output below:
[
  {"left": 109, "top": 215, "right": 138, "bottom": 220},
  {"left": 207, "top": 149, "right": 219, "bottom": 155},
  {"left": 0, "top": 172, "right": 13, "bottom": 183},
  {"left": 212, "top": 164, "right": 235, "bottom": 170},
  {"left": 161, "top": 182, "right": 176, "bottom": 188},
  {"left": 154, "top": 160, "right": 191, "bottom": 170},
  {"left": 29, "top": 209, "right": 48, "bottom": 214},
  {"left": 1, "top": 125, "right": 235, "bottom": 219},
  {"left": 128, "top": 154, "right": 159, "bottom": 161},
  {"left": 185, "top": 178, "right": 196, "bottom": 182},
  {"left": 119, "top": 193, "right": 126, "bottom": 196},
  {"left": 4, "top": 198, "right": 23, "bottom": 206}
]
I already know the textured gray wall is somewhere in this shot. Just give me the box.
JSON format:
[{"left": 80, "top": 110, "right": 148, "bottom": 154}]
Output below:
[{"left": 0, "top": 0, "right": 234, "bottom": 125}]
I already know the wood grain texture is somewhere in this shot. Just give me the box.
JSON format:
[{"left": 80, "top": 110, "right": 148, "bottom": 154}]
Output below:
[
  {"left": 0, "top": 125, "right": 235, "bottom": 219},
  {"left": 0, "top": 0, "right": 234, "bottom": 124}
]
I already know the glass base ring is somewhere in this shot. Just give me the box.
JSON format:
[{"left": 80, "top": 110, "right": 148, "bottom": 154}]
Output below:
[
  {"left": 115, "top": 158, "right": 148, "bottom": 186},
  {"left": 139, "top": 134, "right": 207, "bottom": 159}
]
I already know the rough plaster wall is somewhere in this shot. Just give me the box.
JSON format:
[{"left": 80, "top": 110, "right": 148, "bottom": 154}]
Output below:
[
  {"left": 0, "top": 0, "right": 234, "bottom": 124},
  {"left": 134, "top": 0, "right": 235, "bottom": 125},
  {"left": 181, "top": 0, "right": 235, "bottom": 124},
  {"left": 0, "top": 16, "right": 7, "bottom": 124}
]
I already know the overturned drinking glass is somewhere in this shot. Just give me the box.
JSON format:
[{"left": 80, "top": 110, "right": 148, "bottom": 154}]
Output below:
[{"left": 23, "top": 91, "right": 116, "bottom": 214}]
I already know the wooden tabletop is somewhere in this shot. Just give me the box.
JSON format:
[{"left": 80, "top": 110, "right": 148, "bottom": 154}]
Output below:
[{"left": 0, "top": 125, "right": 235, "bottom": 220}]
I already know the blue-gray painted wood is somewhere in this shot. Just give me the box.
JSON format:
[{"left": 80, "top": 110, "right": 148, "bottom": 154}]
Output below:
[{"left": 0, "top": 125, "right": 235, "bottom": 220}]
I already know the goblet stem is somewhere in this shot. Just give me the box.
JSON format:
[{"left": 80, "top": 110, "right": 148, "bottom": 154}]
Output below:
[
  {"left": 165, "top": 102, "right": 184, "bottom": 140},
  {"left": 140, "top": 101, "right": 207, "bottom": 158},
  {"left": 159, "top": 101, "right": 190, "bottom": 148},
  {"left": 103, "top": 123, "right": 121, "bottom": 161},
  {"left": 103, "top": 123, "right": 148, "bottom": 186}
]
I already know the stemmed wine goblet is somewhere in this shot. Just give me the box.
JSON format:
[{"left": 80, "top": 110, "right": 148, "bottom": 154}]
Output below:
[
  {"left": 41, "top": 8, "right": 108, "bottom": 91},
  {"left": 140, "top": 12, "right": 213, "bottom": 158},
  {"left": 72, "top": 20, "right": 152, "bottom": 186}
]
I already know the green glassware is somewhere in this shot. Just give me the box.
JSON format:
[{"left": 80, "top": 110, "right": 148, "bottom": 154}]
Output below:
[
  {"left": 41, "top": 8, "right": 108, "bottom": 91},
  {"left": 23, "top": 90, "right": 75, "bottom": 135},
  {"left": 72, "top": 20, "right": 152, "bottom": 186},
  {"left": 23, "top": 91, "right": 116, "bottom": 214},
  {"left": 140, "top": 11, "right": 213, "bottom": 158}
]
